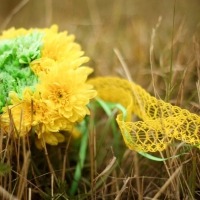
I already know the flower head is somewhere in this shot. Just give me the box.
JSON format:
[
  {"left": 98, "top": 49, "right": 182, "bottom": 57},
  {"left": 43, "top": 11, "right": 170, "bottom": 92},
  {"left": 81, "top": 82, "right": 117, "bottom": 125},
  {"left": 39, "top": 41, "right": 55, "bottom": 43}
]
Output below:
[
  {"left": 30, "top": 25, "right": 89, "bottom": 74},
  {"left": 37, "top": 61, "right": 97, "bottom": 122},
  {"left": 0, "top": 25, "right": 97, "bottom": 148},
  {"left": 1, "top": 88, "right": 33, "bottom": 137}
]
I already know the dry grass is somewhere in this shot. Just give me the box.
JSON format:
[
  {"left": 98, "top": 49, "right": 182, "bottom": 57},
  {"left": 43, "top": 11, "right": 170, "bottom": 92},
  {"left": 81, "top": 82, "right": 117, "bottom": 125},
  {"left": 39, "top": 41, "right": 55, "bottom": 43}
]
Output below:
[{"left": 1, "top": 0, "right": 200, "bottom": 199}]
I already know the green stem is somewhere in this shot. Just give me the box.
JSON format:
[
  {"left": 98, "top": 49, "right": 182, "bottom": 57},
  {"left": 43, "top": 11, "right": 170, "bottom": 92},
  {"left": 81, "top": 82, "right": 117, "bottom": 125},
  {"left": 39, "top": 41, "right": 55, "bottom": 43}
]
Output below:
[
  {"left": 70, "top": 125, "right": 88, "bottom": 195},
  {"left": 166, "top": 0, "right": 176, "bottom": 102}
]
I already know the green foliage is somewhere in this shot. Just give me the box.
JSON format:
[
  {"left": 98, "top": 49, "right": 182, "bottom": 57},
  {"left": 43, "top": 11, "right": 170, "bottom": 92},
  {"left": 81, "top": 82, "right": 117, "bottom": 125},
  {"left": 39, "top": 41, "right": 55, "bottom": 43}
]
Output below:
[
  {"left": 0, "top": 162, "right": 12, "bottom": 176},
  {"left": 70, "top": 119, "right": 89, "bottom": 195},
  {"left": 0, "top": 31, "right": 44, "bottom": 113}
]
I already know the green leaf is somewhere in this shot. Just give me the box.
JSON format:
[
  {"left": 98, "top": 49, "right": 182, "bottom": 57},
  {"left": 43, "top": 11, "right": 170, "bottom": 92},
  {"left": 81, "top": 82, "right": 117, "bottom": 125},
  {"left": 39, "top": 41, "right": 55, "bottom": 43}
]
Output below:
[
  {"left": 70, "top": 120, "right": 89, "bottom": 195},
  {"left": 0, "top": 162, "right": 12, "bottom": 176}
]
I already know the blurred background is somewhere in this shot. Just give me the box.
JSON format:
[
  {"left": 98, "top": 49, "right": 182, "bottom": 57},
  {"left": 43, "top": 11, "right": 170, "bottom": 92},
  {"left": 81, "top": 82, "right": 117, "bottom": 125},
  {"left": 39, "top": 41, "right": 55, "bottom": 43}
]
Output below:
[{"left": 0, "top": 0, "right": 200, "bottom": 103}]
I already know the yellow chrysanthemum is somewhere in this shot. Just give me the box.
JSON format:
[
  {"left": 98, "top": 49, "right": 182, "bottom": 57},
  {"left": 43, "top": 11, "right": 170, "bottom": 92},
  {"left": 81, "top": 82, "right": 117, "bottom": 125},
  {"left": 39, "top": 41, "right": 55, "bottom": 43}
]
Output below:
[
  {"left": 41, "top": 30, "right": 84, "bottom": 62},
  {"left": 1, "top": 88, "right": 33, "bottom": 137},
  {"left": 30, "top": 25, "right": 89, "bottom": 74},
  {"left": 35, "top": 124, "right": 66, "bottom": 149},
  {"left": 30, "top": 58, "right": 57, "bottom": 75},
  {"left": 0, "top": 27, "right": 30, "bottom": 40},
  {"left": 37, "top": 62, "right": 97, "bottom": 122},
  {"left": 33, "top": 99, "right": 75, "bottom": 133},
  {"left": 1, "top": 87, "right": 76, "bottom": 144},
  {"left": 31, "top": 90, "right": 60, "bottom": 129},
  {"left": 0, "top": 24, "right": 58, "bottom": 40},
  {"left": 52, "top": 116, "right": 75, "bottom": 132},
  {"left": 31, "top": 57, "right": 90, "bottom": 76},
  {"left": 37, "top": 24, "right": 58, "bottom": 35}
]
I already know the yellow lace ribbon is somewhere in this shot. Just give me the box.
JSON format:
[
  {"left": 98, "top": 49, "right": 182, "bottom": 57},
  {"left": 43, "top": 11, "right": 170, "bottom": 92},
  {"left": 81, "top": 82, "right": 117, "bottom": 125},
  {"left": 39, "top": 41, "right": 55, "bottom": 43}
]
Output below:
[{"left": 88, "top": 77, "right": 200, "bottom": 152}]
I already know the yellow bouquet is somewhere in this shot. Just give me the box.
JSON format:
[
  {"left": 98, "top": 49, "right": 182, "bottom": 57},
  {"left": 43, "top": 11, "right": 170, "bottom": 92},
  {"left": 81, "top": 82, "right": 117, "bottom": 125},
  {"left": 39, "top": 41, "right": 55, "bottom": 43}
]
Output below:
[{"left": 0, "top": 25, "right": 97, "bottom": 149}]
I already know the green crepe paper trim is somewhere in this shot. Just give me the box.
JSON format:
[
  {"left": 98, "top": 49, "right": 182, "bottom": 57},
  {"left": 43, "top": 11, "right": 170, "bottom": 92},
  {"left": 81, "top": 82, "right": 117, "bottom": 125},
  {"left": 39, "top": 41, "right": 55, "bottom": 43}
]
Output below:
[
  {"left": 95, "top": 97, "right": 126, "bottom": 157},
  {"left": 0, "top": 31, "right": 44, "bottom": 113},
  {"left": 95, "top": 97, "right": 196, "bottom": 161}
]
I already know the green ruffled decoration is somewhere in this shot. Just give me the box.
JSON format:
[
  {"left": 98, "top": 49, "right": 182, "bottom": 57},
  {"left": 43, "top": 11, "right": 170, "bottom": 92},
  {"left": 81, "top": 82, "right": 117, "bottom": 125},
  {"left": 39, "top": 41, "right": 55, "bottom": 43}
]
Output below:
[{"left": 0, "top": 31, "right": 44, "bottom": 113}]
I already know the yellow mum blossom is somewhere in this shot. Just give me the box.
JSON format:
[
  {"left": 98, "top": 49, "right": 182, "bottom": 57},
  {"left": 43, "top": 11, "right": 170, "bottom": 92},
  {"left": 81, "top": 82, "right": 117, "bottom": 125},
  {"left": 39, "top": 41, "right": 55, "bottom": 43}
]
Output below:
[
  {"left": 37, "top": 24, "right": 58, "bottom": 35},
  {"left": 1, "top": 88, "right": 77, "bottom": 145},
  {"left": 31, "top": 25, "right": 89, "bottom": 74},
  {"left": 37, "top": 62, "right": 97, "bottom": 122},
  {"left": 1, "top": 88, "right": 33, "bottom": 137},
  {"left": 41, "top": 29, "right": 85, "bottom": 62},
  {"left": 30, "top": 58, "right": 57, "bottom": 75},
  {"left": 0, "top": 24, "right": 58, "bottom": 40},
  {"left": 52, "top": 116, "right": 75, "bottom": 132},
  {"left": 33, "top": 128, "right": 82, "bottom": 155},
  {"left": 1, "top": 87, "right": 75, "bottom": 138},
  {"left": 31, "top": 91, "right": 57, "bottom": 125},
  {"left": 0, "top": 27, "right": 30, "bottom": 40},
  {"left": 35, "top": 124, "right": 66, "bottom": 149}
]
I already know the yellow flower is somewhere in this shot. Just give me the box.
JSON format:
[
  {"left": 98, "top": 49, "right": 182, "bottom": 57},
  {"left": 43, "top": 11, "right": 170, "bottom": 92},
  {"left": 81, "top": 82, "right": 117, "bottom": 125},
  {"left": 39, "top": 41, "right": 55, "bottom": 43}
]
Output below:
[
  {"left": 37, "top": 24, "right": 58, "bottom": 35},
  {"left": 1, "top": 88, "right": 72, "bottom": 145},
  {"left": 0, "top": 24, "right": 57, "bottom": 40},
  {"left": 1, "top": 88, "right": 33, "bottom": 137},
  {"left": 31, "top": 90, "right": 60, "bottom": 129},
  {"left": 30, "top": 58, "right": 57, "bottom": 75},
  {"left": 41, "top": 30, "right": 85, "bottom": 63},
  {"left": 37, "top": 62, "right": 97, "bottom": 122},
  {"left": 52, "top": 116, "right": 75, "bottom": 132},
  {"left": 35, "top": 124, "right": 66, "bottom": 149},
  {"left": 0, "top": 27, "right": 30, "bottom": 40},
  {"left": 30, "top": 25, "right": 89, "bottom": 75}
]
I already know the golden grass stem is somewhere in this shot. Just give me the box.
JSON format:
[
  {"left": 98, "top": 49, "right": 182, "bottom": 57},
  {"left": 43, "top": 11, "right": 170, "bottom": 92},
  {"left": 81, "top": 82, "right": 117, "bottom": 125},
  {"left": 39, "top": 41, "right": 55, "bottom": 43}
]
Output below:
[
  {"left": 42, "top": 135, "right": 58, "bottom": 184},
  {"left": 113, "top": 48, "right": 132, "bottom": 82},
  {"left": 133, "top": 151, "right": 142, "bottom": 200},
  {"left": 153, "top": 166, "right": 182, "bottom": 199},
  {"left": 28, "top": 188, "right": 31, "bottom": 200},
  {"left": 150, "top": 16, "right": 162, "bottom": 97},
  {"left": 114, "top": 48, "right": 145, "bottom": 118},
  {"left": 17, "top": 151, "right": 31, "bottom": 199},
  {"left": 167, "top": 0, "right": 176, "bottom": 102},
  {"left": 159, "top": 151, "right": 176, "bottom": 189},
  {"left": 114, "top": 177, "right": 130, "bottom": 200},
  {"left": 94, "top": 156, "right": 116, "bottom": 183},
  {"left": 0, "top": 185, "right": 19, "bottom": 200},
  {"left": 51, "top": 173, "right": 54, "bottom": 199},
  {"left": 61, "top": 134, "right": 71, "bottom": 182}
]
